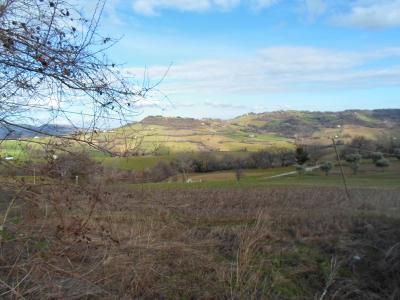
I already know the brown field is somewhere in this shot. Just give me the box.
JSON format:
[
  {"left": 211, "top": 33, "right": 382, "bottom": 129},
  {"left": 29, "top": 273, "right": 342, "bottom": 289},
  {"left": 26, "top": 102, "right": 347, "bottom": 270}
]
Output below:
[{"left": 1, "top": 181, "right": 400, "bottom": 299}]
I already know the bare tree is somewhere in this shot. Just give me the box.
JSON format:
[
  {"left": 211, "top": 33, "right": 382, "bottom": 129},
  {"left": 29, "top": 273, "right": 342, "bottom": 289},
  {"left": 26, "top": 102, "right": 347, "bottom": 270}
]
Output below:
[
  {"left": 171, "top": 153, "right": 194, "bottom": 182},
  {"left": 0, "top": 0, "right": 154, "bottom": 153}
]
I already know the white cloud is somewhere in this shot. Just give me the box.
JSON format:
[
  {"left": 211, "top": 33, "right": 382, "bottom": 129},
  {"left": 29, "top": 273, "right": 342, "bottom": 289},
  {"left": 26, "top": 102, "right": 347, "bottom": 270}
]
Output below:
[
  {"left": 331, "top": 0, "right": 400, "bottom": 29},
  {"left": 203, "top": 100, "right": 247, "bottom": 109},
  {"left": 131, "top": 0, "right": 279, "bottom": 15},
  {"left": 125, "top": 46, "right": 400, "bottom": 95},
  {"left": 77, "top": 0, "right": 400, "bottom": 30},
  {"left": 135, "top": 98, "right": 163, "bottom": 108}
]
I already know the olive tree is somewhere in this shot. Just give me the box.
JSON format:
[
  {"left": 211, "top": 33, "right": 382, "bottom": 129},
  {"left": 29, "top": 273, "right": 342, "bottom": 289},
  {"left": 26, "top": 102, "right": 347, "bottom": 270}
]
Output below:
[
  {"left": 345, "top": 154, "right": 362, "bottom": 175},
  {"left": 320, "top": 161, "right": 333, "bottom": 176},
  {"left": 375, "top": 158, "right": 390, "bottom": 171}
]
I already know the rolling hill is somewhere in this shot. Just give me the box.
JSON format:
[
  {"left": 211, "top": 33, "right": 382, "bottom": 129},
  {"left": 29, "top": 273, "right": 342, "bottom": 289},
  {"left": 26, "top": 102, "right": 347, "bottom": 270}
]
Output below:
[{"left": 94, "top": 109, "right": 400, "bottom": 154}]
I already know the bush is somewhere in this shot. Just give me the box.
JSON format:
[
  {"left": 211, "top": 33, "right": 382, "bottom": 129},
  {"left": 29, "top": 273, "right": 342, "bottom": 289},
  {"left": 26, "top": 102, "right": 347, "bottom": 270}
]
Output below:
[
  {"left": 375, "top": 158, "right": 390, "bottom": 170},
  {"left": 148, "top": 161, "right": 177, "bottom": 182}
]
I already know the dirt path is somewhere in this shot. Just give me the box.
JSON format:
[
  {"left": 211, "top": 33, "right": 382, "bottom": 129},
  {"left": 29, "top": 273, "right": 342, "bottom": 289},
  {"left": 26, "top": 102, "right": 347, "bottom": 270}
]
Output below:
[{"left": 265, "top": 165, "right": 321, "bottom": 179}]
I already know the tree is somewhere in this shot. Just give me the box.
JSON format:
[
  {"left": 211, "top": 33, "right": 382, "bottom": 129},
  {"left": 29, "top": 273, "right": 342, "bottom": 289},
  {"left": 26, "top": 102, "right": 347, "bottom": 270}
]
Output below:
[
  {"left": 277, "top": 150, "right": 295, "bottom": 167},
  {"left": 171, "top": 153, "right": 194, "bottom": 182},
  {"left": 0, "top": 0, "right": 150, "bottom": 153},
  {"left": 149, "top": 161, "right": 176, "bottom": 182},
  {"left": 375, "top": 158, "right": 389, "bottom": 171},
  {"left": 349, "top": 136, "right": 375, "bottom": 154},
  {"left": 250, "top": 150, "right": 273, "bottom": 169},
  {"left": 320, "top": 161, "right": 333, "bottom": 176},
  {"left": 371, "top": 152, "right": 384, "bottom": 164},
  {"left": 295, "top": 146, "right": 310, "bottom": 165},
  {"left": 235, "top": 167, "right": 243, "bottom": 181},
  {"left": 345, "top": 154, "right": 362, "bottom": 175},
  {"left": 43, "top": 151, "right": 100, "bottom": 180}
]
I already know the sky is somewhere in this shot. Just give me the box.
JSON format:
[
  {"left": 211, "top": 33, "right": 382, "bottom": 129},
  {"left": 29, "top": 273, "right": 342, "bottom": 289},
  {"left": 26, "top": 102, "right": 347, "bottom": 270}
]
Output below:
[{"left": 82, "top": 0, "right": 400, "bottom": 120}]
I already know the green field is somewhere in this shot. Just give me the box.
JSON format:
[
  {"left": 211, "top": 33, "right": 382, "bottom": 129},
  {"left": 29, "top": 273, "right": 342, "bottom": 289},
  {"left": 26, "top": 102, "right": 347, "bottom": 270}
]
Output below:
[
  {"left": 127, "top": 160, "right": 400, "bottom": 189},
  {"left": 96, "top": 155, "right": 174, "bottom": 171},
  {"left": 0, "top": 140, "right": 30, "bottom": 159}
]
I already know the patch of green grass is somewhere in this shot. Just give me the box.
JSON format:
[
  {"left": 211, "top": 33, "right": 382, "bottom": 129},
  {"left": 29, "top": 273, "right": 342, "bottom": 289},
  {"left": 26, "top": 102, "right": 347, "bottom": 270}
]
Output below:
[
  {"left": 355, "top": 113, "right": 380, "bottom": 125},
  {"left": 0, "top": 140, "right": 30, "bottom": 160},
  {"left": 97, "top": 155, "right": 176, "bottom": 171},
  {"left": 123, "top": 161, "right": 400, "bottom": 189}
]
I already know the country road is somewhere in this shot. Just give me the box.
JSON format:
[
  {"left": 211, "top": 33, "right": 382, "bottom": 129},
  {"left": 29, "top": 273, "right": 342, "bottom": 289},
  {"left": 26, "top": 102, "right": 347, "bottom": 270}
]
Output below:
[{"left": 265, "top": 165, "right": 321, "bottom": 179}]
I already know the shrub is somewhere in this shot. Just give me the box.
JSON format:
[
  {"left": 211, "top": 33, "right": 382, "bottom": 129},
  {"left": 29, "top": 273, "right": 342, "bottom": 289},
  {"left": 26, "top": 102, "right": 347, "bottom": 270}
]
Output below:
[
  {"left": 375, "top": 158, "right": 390, "bottom": 171},
  {"left": 148, "top": 161, "right": 177, "bottom": 182}
]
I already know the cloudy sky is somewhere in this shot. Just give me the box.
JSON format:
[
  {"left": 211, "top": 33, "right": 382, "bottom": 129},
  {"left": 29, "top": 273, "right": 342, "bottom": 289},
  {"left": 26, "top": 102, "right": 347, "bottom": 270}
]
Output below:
[{"left": 88, "top": 0, "right": 400, "bottom": 119}]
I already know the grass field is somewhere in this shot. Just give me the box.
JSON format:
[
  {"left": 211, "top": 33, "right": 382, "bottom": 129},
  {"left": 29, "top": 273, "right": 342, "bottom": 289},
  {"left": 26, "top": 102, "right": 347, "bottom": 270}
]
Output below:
[
  {"left": 131, "top": 160, "right": 400, "bottom": 189},
  {"left": 1, "top": 181, "right": 399, "bottom": 298},
  {"left": 1, "top": 149, "right": 399, "bottom": 298},
  {"left": 96, "top": 155, "right": 175, "bottom": 171}
]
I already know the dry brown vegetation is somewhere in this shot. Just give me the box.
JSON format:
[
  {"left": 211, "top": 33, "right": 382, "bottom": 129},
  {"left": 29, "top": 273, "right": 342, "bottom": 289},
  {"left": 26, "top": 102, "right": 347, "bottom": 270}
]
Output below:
[{"left": 1, "top": 182, "right": 400, "bottom": 299}]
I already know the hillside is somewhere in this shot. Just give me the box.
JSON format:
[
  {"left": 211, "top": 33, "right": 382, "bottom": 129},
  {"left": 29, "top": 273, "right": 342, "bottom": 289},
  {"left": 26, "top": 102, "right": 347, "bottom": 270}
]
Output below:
[
  {"left": 0, "top": 124, "right": 76, "bottom": 139},
  {"left": 94, "top": 109, "right": 400, "bottom": 154}
]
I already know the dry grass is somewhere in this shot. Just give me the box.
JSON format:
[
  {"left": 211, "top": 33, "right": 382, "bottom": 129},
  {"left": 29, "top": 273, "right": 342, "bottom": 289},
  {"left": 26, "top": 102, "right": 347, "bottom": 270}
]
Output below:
[{"left": 1, "top": 181, "right": 400, "bottom": 299}]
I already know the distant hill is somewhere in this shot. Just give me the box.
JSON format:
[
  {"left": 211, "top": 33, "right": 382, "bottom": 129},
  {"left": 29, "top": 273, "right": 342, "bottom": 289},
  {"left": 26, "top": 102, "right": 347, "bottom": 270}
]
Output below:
[
  {"left": 0, "top": 124, "right": 76, "bottom": 139},
  {"left": 103, "top": 109, "right": 400, "bottom": 154},
  {"left": 231, "top": 109, "right": 400, "bottom": 138},
  {"left": 3, "top": 110, "right": 398, "bottom": 153}
]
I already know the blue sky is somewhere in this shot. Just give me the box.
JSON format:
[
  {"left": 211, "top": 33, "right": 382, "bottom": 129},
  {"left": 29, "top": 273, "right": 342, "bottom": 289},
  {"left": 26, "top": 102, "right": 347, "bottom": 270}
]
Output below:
[{"left": 87, "top": 0, "right": 400, "bottom": 120}]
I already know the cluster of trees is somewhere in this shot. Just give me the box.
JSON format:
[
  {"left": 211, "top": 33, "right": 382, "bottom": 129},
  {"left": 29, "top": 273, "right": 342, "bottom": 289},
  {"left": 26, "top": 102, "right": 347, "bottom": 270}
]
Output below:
[
  {"left": 135, "top": 149, "right": 297, "bottom": 183},
  {"left": 344, "top": 151, "right": 392, "bottom": 174},
  {"left": 176, "top": 150, "right": 295, "bottom": 173},
  {"left": 341, "top": 136, "right": 400, "bottom": 159},
  {"left": 4, "top": 134, "right": 399, "bottom": 183},
  {"left": 341, "top": 136, "right": 399, "bottom": 174},
  {"left": 158, "top": 137, "right": 399, "bottom": 180},
  {"left": 41, "top": 151, "right": 102, "bottom": 180}
]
